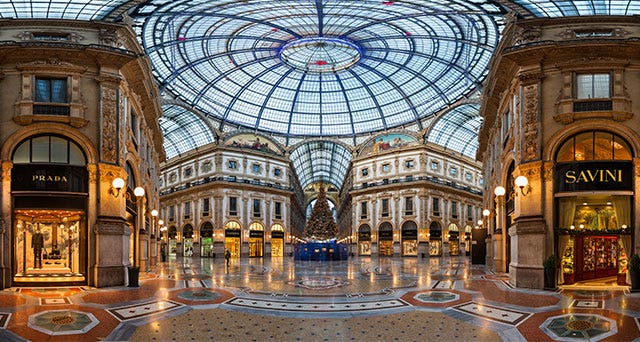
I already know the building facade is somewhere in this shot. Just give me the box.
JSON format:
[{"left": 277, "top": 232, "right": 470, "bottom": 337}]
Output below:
[
  {"left": 479, "top": 15, "right": 640, "bottom": 288},
  {"left": 0, "top": 19, "right": 164, "bottom": 288},
  {"left": 159, "top": 131, "right": 304, "bottom": 258},
  {"left": 346, "top": 131, "right": 483, "bottom": 257}
]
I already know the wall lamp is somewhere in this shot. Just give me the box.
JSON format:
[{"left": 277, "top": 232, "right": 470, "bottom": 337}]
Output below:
[
  {"left": 110, "top": 177, "right": 145, "bottom": 200},
  {"left": 482, "top": 209, "right": 491, "bottom": 217},
  {"left": 493, "top": 176, "right": 531, "bottom": 198},
  {"left": 514, "top": 176, "right": 531, "bottom": 196},
  {"left": 111, "top": 177, "right": 125, "bottom": 197}
]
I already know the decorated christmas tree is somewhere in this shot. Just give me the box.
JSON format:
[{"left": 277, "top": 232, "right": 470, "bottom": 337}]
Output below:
[{"left": 303, "top": 186, "right": 337, "bottom": 241}]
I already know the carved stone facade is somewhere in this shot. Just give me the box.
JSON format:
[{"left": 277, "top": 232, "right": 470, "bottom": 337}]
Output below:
[
  {"left": 0, "top": 20, "right": 163, "bottom": 289},
  {"left": 479, "top": 16, "right": 640, "bottom": 289}
]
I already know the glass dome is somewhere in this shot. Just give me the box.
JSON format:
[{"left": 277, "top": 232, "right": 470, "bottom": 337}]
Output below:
[
  {"left": 132, "top": 0, "right": 504, "bottom": 137},
  {"left": 159, "top": 104, "right": 216, "bottom": 159},
  {"left": 289, "top": 140, "right": 352, "bottom": 190},
  {"left": 428, "top": 103, "right": 483, "bottom": 158}
]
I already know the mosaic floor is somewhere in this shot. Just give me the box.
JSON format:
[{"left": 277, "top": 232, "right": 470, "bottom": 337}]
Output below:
[{"left": 1, "top": 256, "right": 640, "bottom": 341}]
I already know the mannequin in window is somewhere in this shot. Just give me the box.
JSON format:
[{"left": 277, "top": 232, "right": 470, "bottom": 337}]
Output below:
[{"left": 32, "top": 225, "right": 44, "bottom": 269}]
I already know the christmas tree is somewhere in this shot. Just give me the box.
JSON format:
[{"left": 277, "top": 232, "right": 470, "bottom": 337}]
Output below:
[{"left": 303, "top": 186, "right": 337, "bottom": 241}]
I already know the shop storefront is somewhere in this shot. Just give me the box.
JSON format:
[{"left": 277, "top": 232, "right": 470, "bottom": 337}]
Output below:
[
  {"left": 464, "top": 225, "right": 472, "bottom": 256},
  {"left": 11, "top": 135, "right": 88, "bottom": 285},
  {"left": 249, "top": 222, "right": 264, "bottom": 257},
  {"left": 448, "top": 223, "right": 460, "bottom": 256},
  {"left": 200, "top": 222, "right": 213, "bottom": 257},
  {"left": 358, "top": 224, "right": 372, "bottom": 256},
  {"left": 168, "top": 226, "right": 177, "bottom": 256},
  {"left": 183, "top": 224, "right": 194, "bottom": 256},
  {"left": 224, "top": 221, "right": 241, "bottom": 258},
  {"left": 271, "top": 224, "right": 284, "bottom": 257},
  {"left": 429, "top": 221, "right": 442, "bottom": 256},
  {"left": 554, "top": 131, "right": 633, "bottom": 285},
  {"left": 378, "top": 222, "right": 393, "bottom": 256},
  {"left": 401, "top": 221, "right": 418, "bottom": 256}
]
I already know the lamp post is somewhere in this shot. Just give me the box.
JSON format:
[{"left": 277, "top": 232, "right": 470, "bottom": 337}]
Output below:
[{"left": 151, "top": 209, "right": 158, "bottom": 266}]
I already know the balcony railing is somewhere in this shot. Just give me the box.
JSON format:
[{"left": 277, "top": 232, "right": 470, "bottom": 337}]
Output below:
[
  {"left": 160, "top": 176, "right": 292, "bottom": 196},
  {"left": 351, "top": 175, "right": 482, "bottom": 195}
]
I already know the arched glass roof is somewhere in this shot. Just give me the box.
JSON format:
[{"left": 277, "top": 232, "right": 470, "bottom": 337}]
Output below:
[
  {"left": 512, "top": 0, "right": 640, "bottom": 17},
  {"left": 0, "top": 0, "right": 132, "bottom": 20},
  {"left": 159, "top": 104, "right": 215, "bottom": 159},
  {"left": 131, "top": 0, "right": 504, "bottom": 137},
  {"left": 427, "top": 103, "right": 482, "bottom": 158},
  {"left": 289, "top": 141, "right": 352, "bottom": 190}
]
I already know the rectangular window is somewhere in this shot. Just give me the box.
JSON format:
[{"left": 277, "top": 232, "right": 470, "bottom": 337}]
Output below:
[
  {"left": 169, "top": 205, "right": 175, "bottom": 221},
  {"left": 382, "top": 164, "right": 390, "bottom": 172},
  {"left": 202, "top": 198, "right": 210, "bottom": 217},
  {"left": 433, "top": 198, "right": 440, "bottom": 216},
  {"left": 449, "top": 167, "right": 458, "bottom": 177},
  {"left": 274, "top": 168, "right": 282, "bottom": 177},
  {"left": 34, "top": 77, "right": 69, "bottom": 116},
  {"left": 577, "top": 73, "right": 610, "bottom": 99},
  {"left": 405, "top": 160, "right": 414, "bottom": 168},
  {"left": 362, "top": 168, "right": 369, "bottom": 176},
  {"left": 229, "top": 197, "right": 238, "bottom": 216},
  {"left": 502, "top": 110, "right": 511, "bottom": 142},
  {"left": 130, "top": 110, "right": 139, "bottom": 144},
  {"left": 252, "top": 163, "right": 261, "bottom": 173},
  {"left": 467, "top": 205, "right": 473, "bottom": 221},
  {"left": 275, "top": 202, "right": 282, "bottom": 220},
  {"left": 253, "top": 199, "right": 261, "bottom": 218},
  {"left": 430, "top": 161, "right": 439, "bottom": 171},
  {"left": 228, "top": 160, "right": 237, "bottom": 169},
  {"left": 451, "top": 201, "right": 458, "bottom": 218},
  {"left": 381, "top": 199, "right": 389, "bottom": 217},
  {"left": 36, "top": 78, "right": 67, "bottom": 103},
  {"left": 361, "top": 202, "right": 368, "bottom": 219},
  {"left": 184, "top": 202, "right": 191, "bottom": 219},
  {"left": 185, "top": 167, "right": 193, "bottom": 177},
  {"left": 404, "top": 197, "right": 413, "bottom": 216}
]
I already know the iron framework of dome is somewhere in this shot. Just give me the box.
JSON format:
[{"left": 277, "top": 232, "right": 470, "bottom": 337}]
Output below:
[
  {"left": 130, "top": 0, "right": 504, "bottom": 137},
  {"left": 1, "top": 0, "right": 639, "bottom": 161}
]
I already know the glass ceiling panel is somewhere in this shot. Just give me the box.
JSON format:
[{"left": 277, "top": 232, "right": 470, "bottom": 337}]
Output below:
[
  {"left": 0, "top": 0, "right": 132, "bottom": 20},
  {"left": 289, "top": 141, "right": 352, "bottom": 190},
  {"left": 159, "top": 104, "right": 215, "bottom": 160},
  {"left": 132, "top": 0, "right": 504, "bottom": 138},
  {"left": 512, "top": 0, "right": 640, "bottom": 17},
  {"left": 427, "top": 103, "right": 483, "bottom": 158}
]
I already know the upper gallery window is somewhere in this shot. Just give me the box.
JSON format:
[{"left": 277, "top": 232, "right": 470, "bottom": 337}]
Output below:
[
  {"left": 34, "top": 77, "right": 69, "bottom": 116},
  {"left": 576, "top": 73, "right": 610, "bottom": 99},
  {"left": 228, "top": 160, "right": 238, "bottom": 169},
  {"left": 361, "top": 168, "right": 369, "bottom": 176}
]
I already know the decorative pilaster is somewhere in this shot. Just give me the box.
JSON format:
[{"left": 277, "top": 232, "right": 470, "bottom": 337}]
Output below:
[
  {"left": 519, "top": 71, "right": 542, "bottom": 162},
  {"left": 97, "top": 76, "right": 121, "bottom": 164}
]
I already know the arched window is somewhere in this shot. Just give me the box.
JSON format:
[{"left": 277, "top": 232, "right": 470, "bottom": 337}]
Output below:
[
  {"left": 201, "top": 222, "right": 213, "bottom": 238},
  {"left": 250, "top": 222, "right": 264, "bottom": 231},
  {"left": 183, "top": 224, "right": 194, "bottom": 239},
  {"left": 225, "top": 221, "right": 241, "bottom": 230},
  {"left": 13, "top": 135, "right": 85, "bottom": 165},
  {"left": 271, "top": 224, "right": 284, "bottom": 232},
  {"left": 556, "top": 131, "right": 632, "bottom": 162}
]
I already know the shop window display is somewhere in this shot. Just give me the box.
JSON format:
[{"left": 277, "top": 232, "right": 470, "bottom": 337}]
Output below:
[{"left": 14, "top": 210, "right": 83, "bottom": 281}]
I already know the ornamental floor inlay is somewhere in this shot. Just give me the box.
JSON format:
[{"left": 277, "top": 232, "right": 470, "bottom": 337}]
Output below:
[
  {"left": 0, "top": 313, "right": 10, "bottom": 329},
  {"left": 108, "top": 300, "right": 183, "bottom": 321},
  {"left": 177, "top": 289, "right": 221, "bottom": 301},
  {"left": 541, "top": 314, "right": 617, "bottom": 342},
  {"left": 27, "top": 310, "right": 99, "bottom": 336},
  {"left": 454, "top": 302, "right": 531, "bottom": 325},
  {"left": 227, "top": 297, "right": 407, "bottom": 312},
  {"left": 414, "top": 291, "right": 459, "bottom": 303}
]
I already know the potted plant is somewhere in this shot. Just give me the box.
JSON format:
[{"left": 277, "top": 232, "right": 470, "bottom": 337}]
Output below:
[
  {"left": 543, "top": 254, "right": 557, "bottom": 290},
  {"left": 629, "top": 254, "right": 640, "bottom": 291}
]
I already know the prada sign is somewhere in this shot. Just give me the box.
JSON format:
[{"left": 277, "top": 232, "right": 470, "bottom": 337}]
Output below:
[
  {"left": 554, "top": 161, "right": 632, "bottom": 192},
  {"left": 12, "top": 164, "right": 88, "bottom": 193}
]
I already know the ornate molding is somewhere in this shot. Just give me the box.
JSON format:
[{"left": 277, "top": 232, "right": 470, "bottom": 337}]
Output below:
[
  {"left": 522, "top": 83, "right": 539, "bottom": 161},
  {"left": 100, "top": 85, "right": 118, "bottom": 163}
]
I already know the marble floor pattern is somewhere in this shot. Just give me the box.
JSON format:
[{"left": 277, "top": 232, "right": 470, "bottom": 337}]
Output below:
[{"left": 0, "top": 256, "right": 639, "bottom": 341}]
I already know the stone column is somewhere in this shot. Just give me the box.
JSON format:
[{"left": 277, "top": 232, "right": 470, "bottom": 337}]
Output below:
[{"left": 0, "top": 162, "right": 11, "bottom": 289}]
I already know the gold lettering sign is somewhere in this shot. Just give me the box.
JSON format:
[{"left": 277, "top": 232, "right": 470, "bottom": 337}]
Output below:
[
  {"left": 32, "top": 175, "right": 69, "bottom": 183},
  {"left": 564, "top": 169, "right": 622, "bottom": 184}
]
